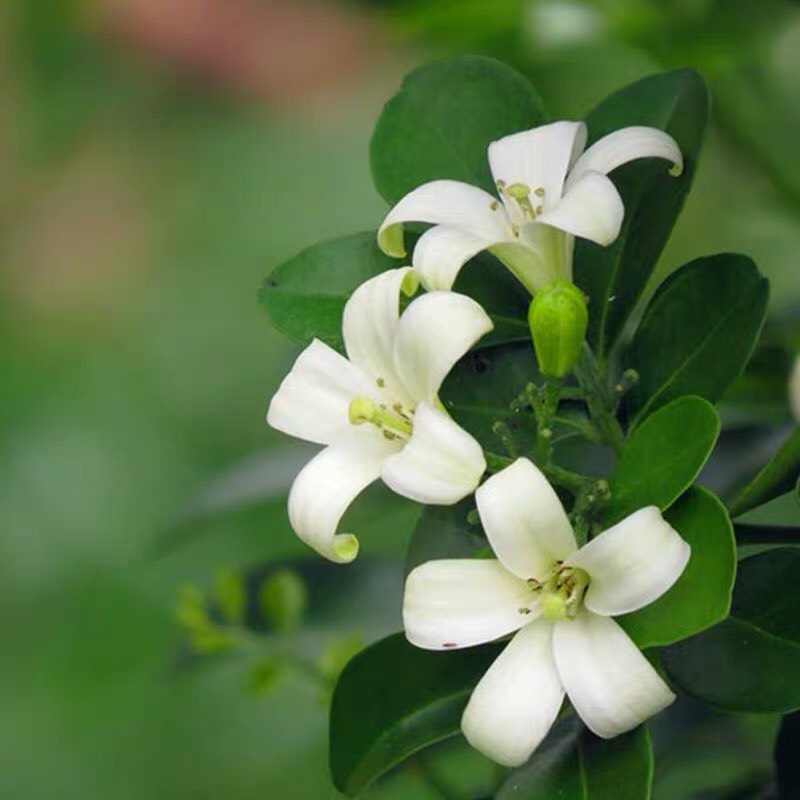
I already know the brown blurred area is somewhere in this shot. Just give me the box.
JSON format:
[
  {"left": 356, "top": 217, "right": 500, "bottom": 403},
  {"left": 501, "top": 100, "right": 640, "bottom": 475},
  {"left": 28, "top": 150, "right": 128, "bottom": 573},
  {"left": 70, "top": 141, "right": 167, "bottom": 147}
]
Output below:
[{"left": 99, "top": 0, "right": 384, "bottom": 102}]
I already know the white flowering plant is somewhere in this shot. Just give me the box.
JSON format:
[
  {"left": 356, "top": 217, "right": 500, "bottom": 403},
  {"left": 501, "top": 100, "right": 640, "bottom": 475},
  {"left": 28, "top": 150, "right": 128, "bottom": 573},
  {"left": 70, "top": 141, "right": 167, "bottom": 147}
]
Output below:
[{"left": 256, "top": 58, "right": 800, "bottom": 798}]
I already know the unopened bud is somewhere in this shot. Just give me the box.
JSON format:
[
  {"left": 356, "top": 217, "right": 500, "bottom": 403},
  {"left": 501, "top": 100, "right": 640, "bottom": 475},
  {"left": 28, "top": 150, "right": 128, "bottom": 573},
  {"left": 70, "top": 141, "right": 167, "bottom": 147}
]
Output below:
[{"left": 528, "top": 281, "right": 588, "bottom": 377}]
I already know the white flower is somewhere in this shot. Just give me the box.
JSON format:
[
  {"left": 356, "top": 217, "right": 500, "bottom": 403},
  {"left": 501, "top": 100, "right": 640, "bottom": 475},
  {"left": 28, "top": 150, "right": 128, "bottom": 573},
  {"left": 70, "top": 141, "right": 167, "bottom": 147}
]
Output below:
[
  {"left": 378, "top": 121, "right": 683, "bottom": 293},
  {"left": 403, "top": 457, "right": 690, "bottom": 767},
  {"left": 267, "top": 268, "right": 492, "bottom": 563}
]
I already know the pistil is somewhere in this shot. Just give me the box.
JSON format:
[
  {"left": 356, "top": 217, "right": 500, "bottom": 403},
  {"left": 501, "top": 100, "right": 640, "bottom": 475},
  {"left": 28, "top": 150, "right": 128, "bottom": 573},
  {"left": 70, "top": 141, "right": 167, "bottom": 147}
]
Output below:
[
  {"left": 348, "top": 397, "right": 413, "bottom": 440},
  {"left": 497, "top": 181, "right": 546, "bottom": 221},
  {"left": 536, "top": 564, "right": 590, "bottom": 622}
]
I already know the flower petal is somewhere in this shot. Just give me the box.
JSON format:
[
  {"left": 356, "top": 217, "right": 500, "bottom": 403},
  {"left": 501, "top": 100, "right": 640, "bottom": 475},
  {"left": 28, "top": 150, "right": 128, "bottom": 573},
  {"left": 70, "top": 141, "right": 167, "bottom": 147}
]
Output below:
[
  {"left": 267, "top": 339, "right": 375, "bottom": 445},
  {"left": 568, "top": 126, "right": 683, "bottom": 189},
  {"left": 476, "top": 458, "right": 577, "bottom": 581},
  {"left": 490, "top": 239, "right": 560, "bottom": 293},
  {"left": 553, "top": 611, "right": 675, "bottom": 738},
  {"left": 536, "top": 171, "right": 623, "bottom": 246},
  {"left": 343, "top": 267, "right": 418, "bottom": 397},
  {"left": 570, "top": 506, "right": 691, "bottom": 616},
  {"left": 412, "top": 225, "right": 493, "bottom": 291},
  {"left": 287, "top": 434, "right": 398, "bottom": 562},
  {"left": 461, "top": 620, "right": 564, "bottom": 767},
  {"left": 393, "top": 291, "right": 493, "bottom": 403},
  {"left": 488, "top": 122, "right": 587, "bottom": 214},
  {"left": 381, "top": 402, "right": 485, "bottom": 504},
  {"left": 403, "top": 558, "right": 533, "bottom": 650},
  {"left": 377, "top": 180, "right": 512, "bottom": 258}
]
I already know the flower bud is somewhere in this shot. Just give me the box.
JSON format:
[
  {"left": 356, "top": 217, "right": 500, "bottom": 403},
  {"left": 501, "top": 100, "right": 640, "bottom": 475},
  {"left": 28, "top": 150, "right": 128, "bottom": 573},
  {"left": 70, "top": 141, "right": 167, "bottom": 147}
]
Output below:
[{"left": 528, "top": 281, "right": 588, "bottom": 377}]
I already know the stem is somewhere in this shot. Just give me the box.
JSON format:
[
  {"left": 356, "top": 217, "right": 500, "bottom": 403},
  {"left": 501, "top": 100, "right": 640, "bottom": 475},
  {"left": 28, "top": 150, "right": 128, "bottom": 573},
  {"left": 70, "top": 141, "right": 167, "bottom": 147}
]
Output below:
[
  {"left": 545, "top": 464, "right": 590, "bottom": 494},
  {"left": 530, "top": 377, "right": 562, "bottom": 467},
  {"left": 491, "top": 420, "right": 519, "bottom": 458},
  {"left": 569, "top": 479, "right": 611, "bottom": 546},
  {"left": 553, "top": 415, "right": 604, "bottom": 444},
  {"left": 485, "top": 451, "right": 513, "bottom": 473},
  {"left": 574, "top": 344, "right": 624, "bottom": 454}
]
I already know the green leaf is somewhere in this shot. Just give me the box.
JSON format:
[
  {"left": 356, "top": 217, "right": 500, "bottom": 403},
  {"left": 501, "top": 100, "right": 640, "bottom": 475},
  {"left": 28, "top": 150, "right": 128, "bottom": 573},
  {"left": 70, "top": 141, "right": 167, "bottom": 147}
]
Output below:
[
  {"left": 260, "top": 232, "right": 532, "bottom": 351},
  {"left": 574, "top": 68, "right": 709, "bottom": 355},
  {"left": 452, "top": 251, "right": 531, "bottom": 347},
  {"left": 662, "top": 548, "right": 800, "bottom": 712},
  {"left": 441, "top": 342, "right": 540, "bottom": 452},
  {"left": 497, "top": 720, "right": 652, "bottom": 799},
  {"left": 370, "top": 55, "right": 547, "bottom": 205},
  {"left": 260, "top": 233, "right": 397, "bottom": 351},
  {"left": 728, "top": 427, "right": 800, "bottom": 518},
  {"left": 609, "top": 395, "right": 719, "bottom": 522},
  {"left": 624, "top": 253, "right": 769, "bottom": 423},
  {"left": 406, "top": 501, "right": 487, "bottom": 575},
  {"left": 329, "top": 633, "right": 502, "bottom": 796},
  {"left": 618, "top": 487, "right": 735, "bottom": 649}
]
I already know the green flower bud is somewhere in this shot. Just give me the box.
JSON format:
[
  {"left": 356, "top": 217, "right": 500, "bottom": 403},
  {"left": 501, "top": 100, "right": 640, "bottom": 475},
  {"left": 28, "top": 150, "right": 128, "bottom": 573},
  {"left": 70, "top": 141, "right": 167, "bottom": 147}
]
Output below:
[{"left": 528, "top": 280, "right": 588, "bottom": 377}]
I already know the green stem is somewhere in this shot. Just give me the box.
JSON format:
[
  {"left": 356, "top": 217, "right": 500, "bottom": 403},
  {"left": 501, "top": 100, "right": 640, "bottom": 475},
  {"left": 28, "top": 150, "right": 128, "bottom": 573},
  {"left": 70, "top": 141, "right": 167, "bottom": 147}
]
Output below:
[
  {"left": 569, "top": 479, "right": 611, "bottom": 546},
  {"left": 553, "top": 415, "right": 604, "bottom": 444},
  {"left": 485, "top": 451, "right": 586, "bottom": 495},
  {"left": 485, "top": 451, "right": 514, "bottom": 473},
  {"left": 531, "top": 377, "right": 562, "bottom": 466},
  {"left": 574, "top": 344, "right": 624, "bottom": 454},
  {"left": 545, "top": 464, "right": 590, "bottom": 494}
]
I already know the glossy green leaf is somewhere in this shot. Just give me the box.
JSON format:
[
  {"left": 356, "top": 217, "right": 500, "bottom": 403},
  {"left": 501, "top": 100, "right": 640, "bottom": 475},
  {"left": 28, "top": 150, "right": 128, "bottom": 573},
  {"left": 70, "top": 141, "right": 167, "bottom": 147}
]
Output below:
[
  {"left": 441, "top": 342, "right": 540, "bottom": 451},
  {"left": 370, "top": 55, "right": 547, "bottom": 205},
  {"left": 609, "top": 395, "right": 720, "bottom": 522},
  {"left": 619, "top": 487, "right": 735, "bottom": 649},
  {"left": 497, "top": 720, "right": 652, "bottom": 800},
  {"left": 574, "top": 68, "right": 709, "bottom": 355},
  {"left": 624, "top": 253, "right": 769, "bottom": 423},
  {"left": 452, "top": 251, "right": 530, "bottom": 347},
  {"left": 260, "top": 232, "right": 531, "bottom": 351},
  {"left": 662, "top": 548, "right": 800, "bottom": 712},
  {"left": 728, "top": 427, "right": 800, "bottom": 518},
  {"left": 329, "top": 633, "right": 502, "bottom": 796},
  {"left": 259, "top": 232, "right": 395, "bottom": 351},
  {"left": 405, "top": 501, "right": 487, "bottom": 575}
]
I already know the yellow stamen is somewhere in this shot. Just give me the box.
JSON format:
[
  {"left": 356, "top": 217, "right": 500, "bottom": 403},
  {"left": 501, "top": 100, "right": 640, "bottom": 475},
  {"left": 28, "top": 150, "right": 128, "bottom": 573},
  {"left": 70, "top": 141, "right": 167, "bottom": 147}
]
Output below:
[{"left": 348, "top": 397, "right": 413, "bottom": 437}]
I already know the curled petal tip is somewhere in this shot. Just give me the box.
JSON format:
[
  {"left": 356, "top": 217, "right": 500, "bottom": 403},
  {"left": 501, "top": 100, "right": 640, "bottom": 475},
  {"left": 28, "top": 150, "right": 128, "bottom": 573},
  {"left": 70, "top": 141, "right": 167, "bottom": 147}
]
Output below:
[
  {"left": 669, "top": 161, "right": 684, "bottom": 177},
  {"left": 332, "top": 533, "right": 359, "bottom": 563},
  {"left": 401, "top": 269, "right": 420, "bottom": 297},
  {"left": 377, "top": 223, "right": 406, "bottom": 258}
]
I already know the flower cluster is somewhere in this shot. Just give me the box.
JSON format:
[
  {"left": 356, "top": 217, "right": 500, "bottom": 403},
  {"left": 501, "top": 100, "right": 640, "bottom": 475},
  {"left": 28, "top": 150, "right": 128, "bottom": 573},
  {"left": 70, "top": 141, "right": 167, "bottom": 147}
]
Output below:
[{"left": 267, "top": 120, "right": 689, "bottom": 765}]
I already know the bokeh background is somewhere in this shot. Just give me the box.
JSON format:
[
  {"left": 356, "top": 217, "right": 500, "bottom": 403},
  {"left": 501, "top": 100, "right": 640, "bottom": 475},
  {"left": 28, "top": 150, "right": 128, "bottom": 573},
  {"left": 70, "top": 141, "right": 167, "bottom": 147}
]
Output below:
[{"left": 1, "top": 1, "right": 799, "bottom": 798}]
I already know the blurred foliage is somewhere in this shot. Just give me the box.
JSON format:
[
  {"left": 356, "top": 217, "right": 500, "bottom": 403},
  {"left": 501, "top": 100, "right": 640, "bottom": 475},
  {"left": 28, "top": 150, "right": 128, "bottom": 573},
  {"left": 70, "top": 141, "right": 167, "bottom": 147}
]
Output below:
[{"left": 0, "top": 0, "right": 798, "bottom": 798}]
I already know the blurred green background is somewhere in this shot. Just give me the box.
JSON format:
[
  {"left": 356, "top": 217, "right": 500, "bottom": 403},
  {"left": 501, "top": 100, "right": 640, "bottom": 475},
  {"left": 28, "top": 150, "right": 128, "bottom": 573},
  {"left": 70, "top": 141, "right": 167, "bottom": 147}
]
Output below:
[{"left": 1, "top": 1, "right": 798, "bottom": 798}]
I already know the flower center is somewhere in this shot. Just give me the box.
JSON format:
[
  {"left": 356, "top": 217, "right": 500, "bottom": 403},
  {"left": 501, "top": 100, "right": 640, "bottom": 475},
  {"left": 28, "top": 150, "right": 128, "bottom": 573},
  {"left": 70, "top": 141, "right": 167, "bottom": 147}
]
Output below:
[
  {"left": 496, "top": 180, "right": 546, "bottom": 223},
  {"left": 522, "top": 563, "right": 590, "bottom": 622},
  {"left": 348, "top": 396, "right": 413, "bottom": 441}
]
